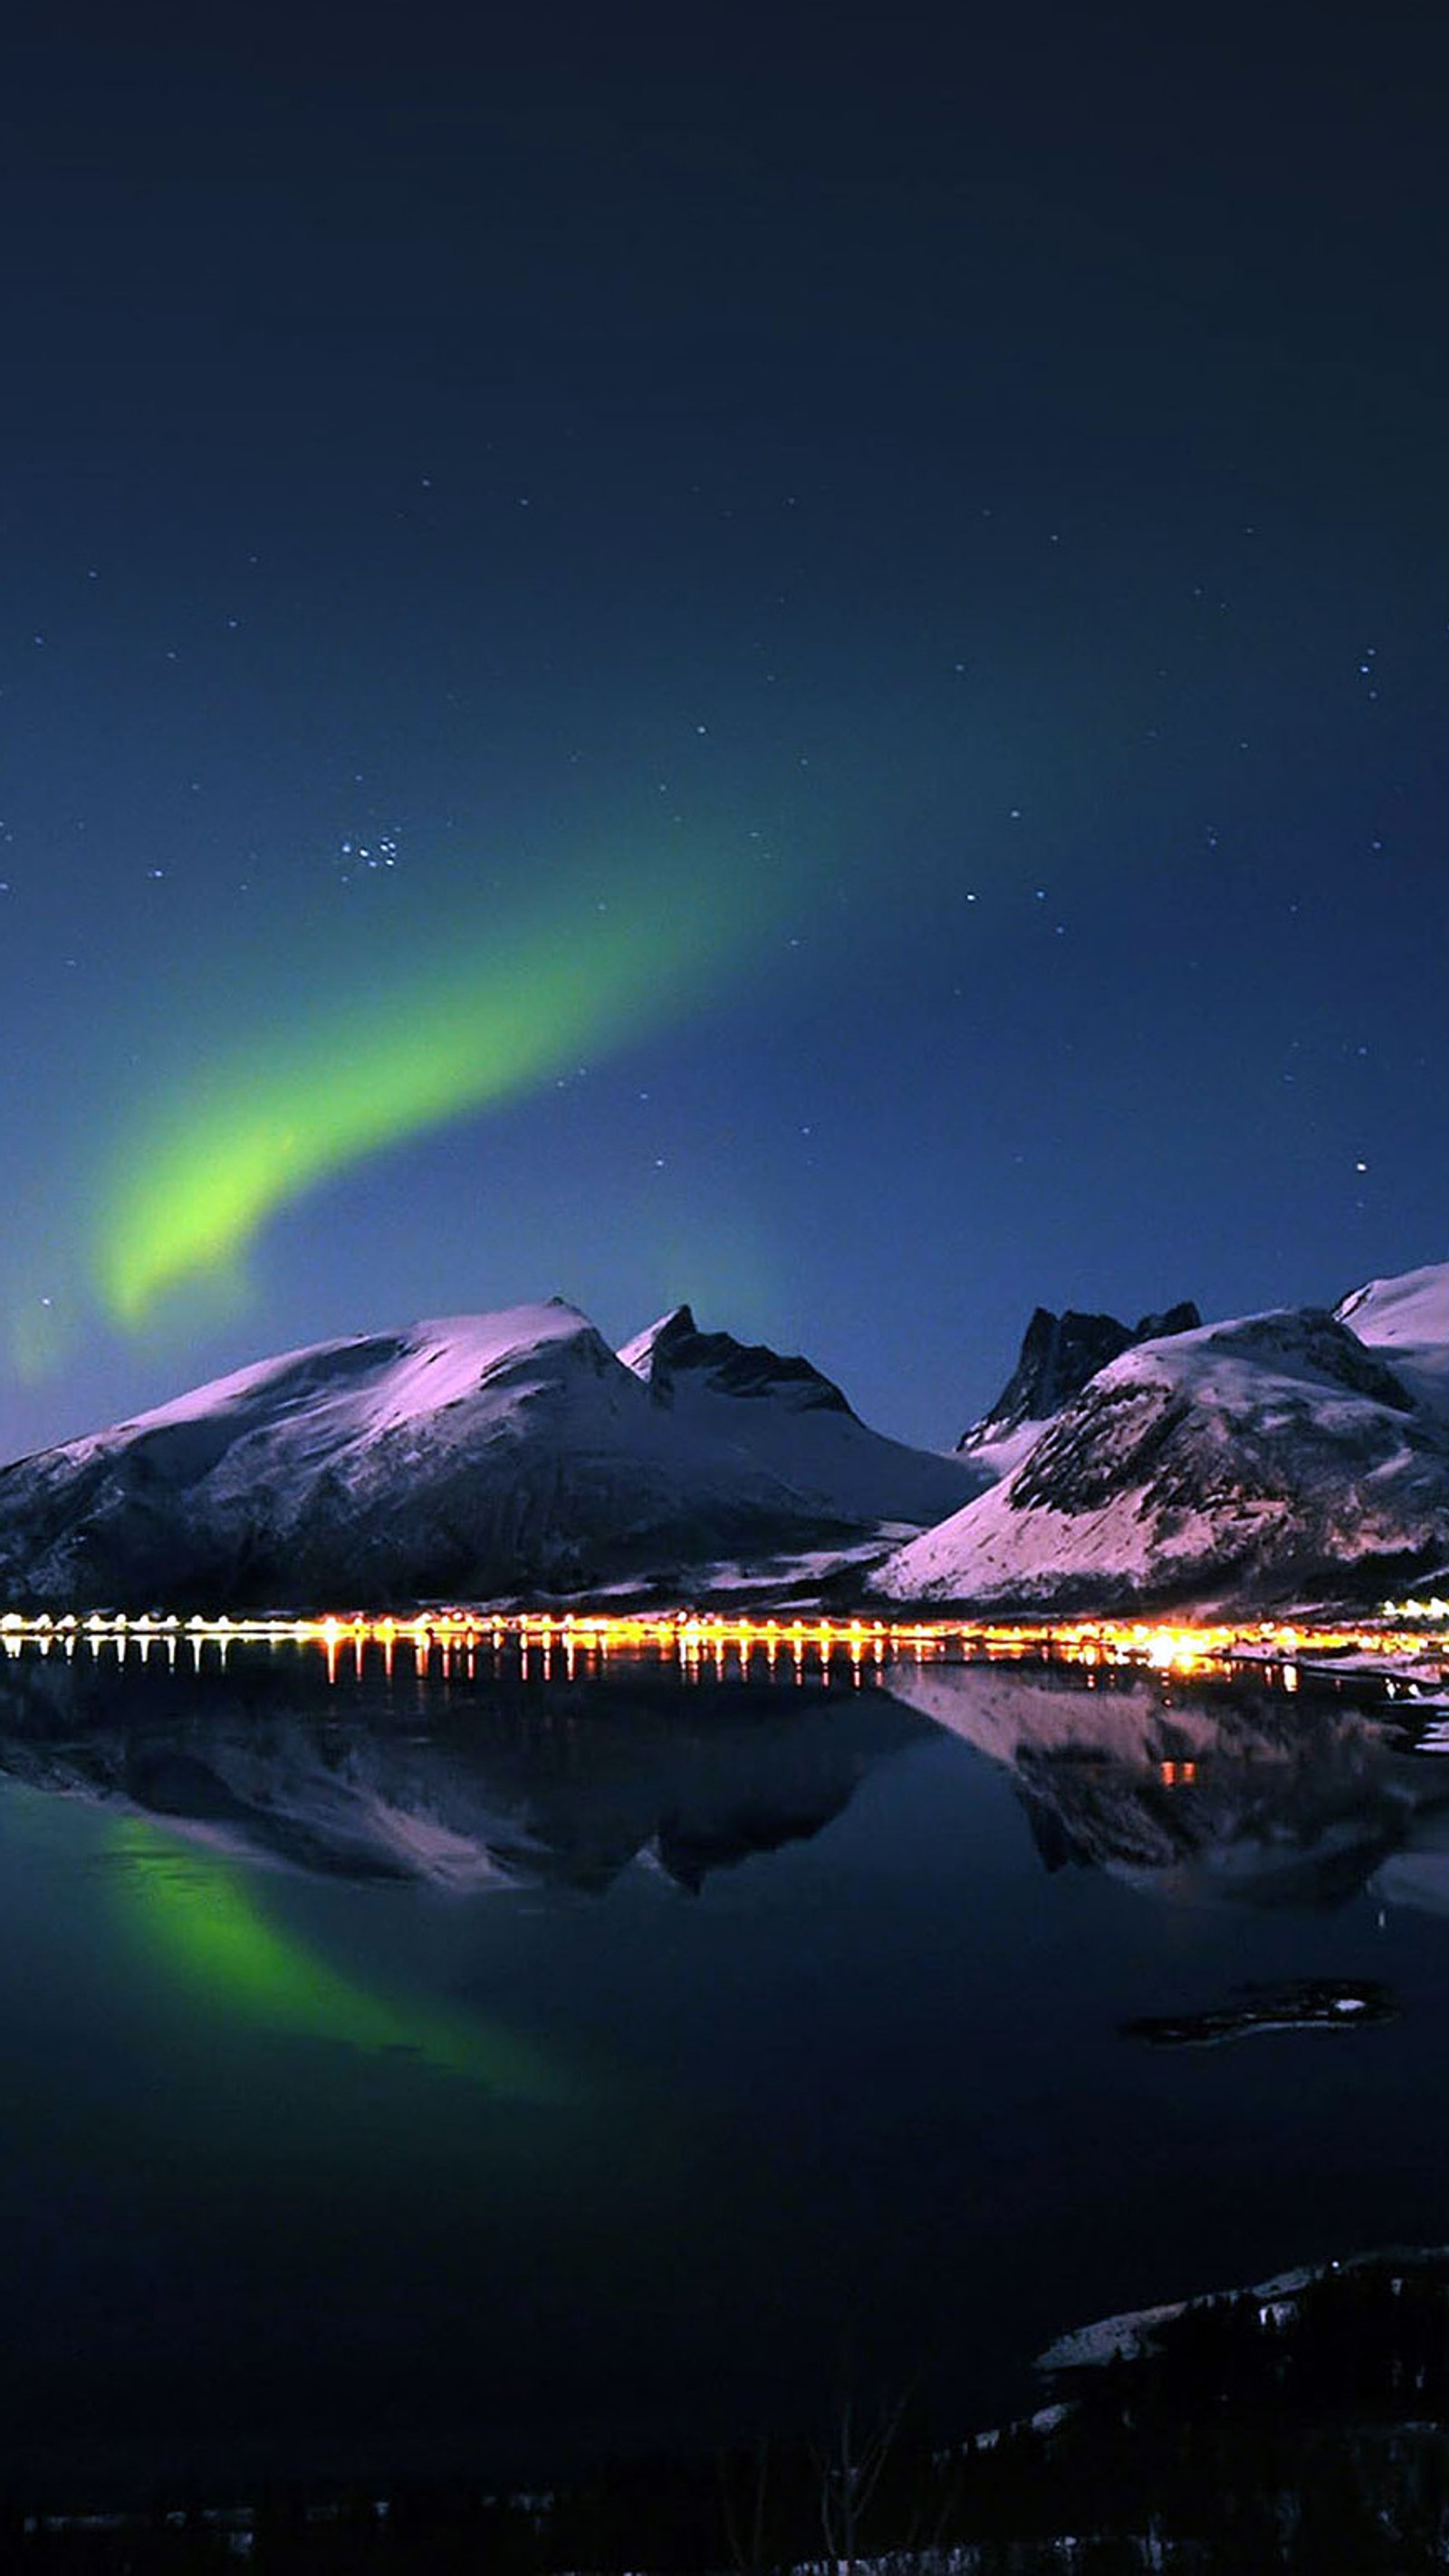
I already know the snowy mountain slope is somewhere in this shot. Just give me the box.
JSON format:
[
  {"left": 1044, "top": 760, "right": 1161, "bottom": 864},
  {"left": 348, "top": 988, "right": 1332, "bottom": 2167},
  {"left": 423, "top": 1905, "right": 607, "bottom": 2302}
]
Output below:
[
  {"left": 0, "top": 1298, "right": 978, "bottom": 1612},
  {"left": 876, "top": 1289, "right": 1449, "bottom": 1612},
  {"left": 1335, "top": 1261, "right": 1449, "bottom": 1420},
  {"left": 619, "top": 1303, "right": 979, "bottom": 1526}
]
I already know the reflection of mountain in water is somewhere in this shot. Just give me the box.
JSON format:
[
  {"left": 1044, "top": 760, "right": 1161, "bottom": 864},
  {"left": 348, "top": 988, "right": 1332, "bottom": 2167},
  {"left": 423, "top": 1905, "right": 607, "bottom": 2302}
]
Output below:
[
  {"left": 11, "top": 1642, "right": 1449, "bottom": 1919},
  {"left": 1370, "top": 1814, "right": 1449, "bottom": 1919},
  {"left": 885, "top": 1659, "right": 1449, "bottom": 1910},
  {"left": 0, "top": 1649, "right": 930, "bottom": 1896}
]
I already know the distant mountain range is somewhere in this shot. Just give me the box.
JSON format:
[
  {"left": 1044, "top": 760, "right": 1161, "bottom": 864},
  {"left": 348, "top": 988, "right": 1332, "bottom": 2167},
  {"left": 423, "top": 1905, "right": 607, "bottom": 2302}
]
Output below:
[{"left": 2, "top": 1261, "right": 1448, "bottom": 1614}]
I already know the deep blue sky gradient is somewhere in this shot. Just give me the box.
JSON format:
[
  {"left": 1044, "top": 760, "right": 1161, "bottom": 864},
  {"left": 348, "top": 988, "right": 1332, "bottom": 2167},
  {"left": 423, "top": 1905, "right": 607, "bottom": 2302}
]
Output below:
[{"left": 2, "top": 0, "right": 1446, "bottom": 1454}]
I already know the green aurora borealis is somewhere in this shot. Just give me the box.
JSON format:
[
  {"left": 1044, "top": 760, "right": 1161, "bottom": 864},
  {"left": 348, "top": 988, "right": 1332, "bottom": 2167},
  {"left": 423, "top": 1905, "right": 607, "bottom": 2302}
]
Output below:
[
  {"left": 0, "top": 0, "right": 1444, "bottom": 1469},
  {"left": 109, "top": 1814, "right": 576, "bottom": 2102},
  {"left": 92, "top": 860, "right": 750, "bottom": 1334}
]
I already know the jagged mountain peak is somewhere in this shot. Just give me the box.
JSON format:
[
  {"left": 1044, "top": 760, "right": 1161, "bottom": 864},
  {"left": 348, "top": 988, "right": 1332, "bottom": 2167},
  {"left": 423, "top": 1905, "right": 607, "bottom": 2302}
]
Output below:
[
  {"left": 620, "top": 1304, "right": 853, "bottom": 1417},
  {"left": 957, "top": 1297, "right": 1201, "bottom": 1470},
  {"left": 616, "top": 1303, "right": 697, "bottom": 1377}
]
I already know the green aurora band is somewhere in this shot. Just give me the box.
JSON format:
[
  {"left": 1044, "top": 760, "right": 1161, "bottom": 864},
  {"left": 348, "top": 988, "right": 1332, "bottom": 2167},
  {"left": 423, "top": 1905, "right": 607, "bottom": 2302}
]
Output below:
[
  {"left": 95, "top": 863, "right": 747, "bottom": 1328},
  {"left": 108, "top": 1814, "right": 576, "bottom": 2102}
]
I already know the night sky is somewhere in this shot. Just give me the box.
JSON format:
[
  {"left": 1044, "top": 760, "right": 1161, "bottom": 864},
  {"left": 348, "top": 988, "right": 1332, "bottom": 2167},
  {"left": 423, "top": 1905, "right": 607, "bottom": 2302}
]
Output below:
[{"left": 3, "top": 0, "right": 1446, "bottom": 1463}]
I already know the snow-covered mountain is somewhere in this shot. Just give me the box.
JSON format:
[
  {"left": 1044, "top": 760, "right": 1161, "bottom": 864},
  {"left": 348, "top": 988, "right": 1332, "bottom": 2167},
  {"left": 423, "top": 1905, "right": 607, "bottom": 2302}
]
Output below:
[
  {"left": 877, "top": 1264, "right": 1449, "bottom": 1613},
  {"left": 0, "top": 1298, "right": 979, "bottom": 1612},
  {"left": 1334, "top": 1260, "right": 1449, "bottom": 1413}
]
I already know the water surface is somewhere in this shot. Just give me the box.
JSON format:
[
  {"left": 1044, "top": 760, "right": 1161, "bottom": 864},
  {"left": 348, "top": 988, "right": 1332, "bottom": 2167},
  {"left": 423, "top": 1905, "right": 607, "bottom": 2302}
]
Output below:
[{"left": 2, "top": 1634, "right": 1447, "bottom": 2499}]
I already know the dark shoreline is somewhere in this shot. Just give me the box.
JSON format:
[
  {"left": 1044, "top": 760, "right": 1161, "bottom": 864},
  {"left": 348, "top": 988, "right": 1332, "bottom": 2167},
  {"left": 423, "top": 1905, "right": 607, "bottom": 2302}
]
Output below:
[{"left": 11, "top": 2247, "right": 1449, "bottom": 2571}]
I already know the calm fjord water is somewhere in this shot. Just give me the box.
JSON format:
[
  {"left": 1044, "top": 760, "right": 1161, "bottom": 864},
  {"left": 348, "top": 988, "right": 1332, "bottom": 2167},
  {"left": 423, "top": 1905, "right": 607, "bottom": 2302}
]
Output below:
[{"left": 2, "top": 1637, "right": 1448, "bottom": 2500}]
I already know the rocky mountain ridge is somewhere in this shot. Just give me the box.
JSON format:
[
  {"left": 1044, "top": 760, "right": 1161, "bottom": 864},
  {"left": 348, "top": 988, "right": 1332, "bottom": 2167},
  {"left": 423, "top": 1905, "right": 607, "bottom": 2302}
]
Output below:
[{"left": 958, "top": 1298, "right": 1201, "bottom": 1478}]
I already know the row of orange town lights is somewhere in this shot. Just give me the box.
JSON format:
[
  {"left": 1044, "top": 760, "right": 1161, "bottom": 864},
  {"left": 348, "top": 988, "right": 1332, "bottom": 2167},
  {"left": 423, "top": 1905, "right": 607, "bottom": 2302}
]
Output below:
[{"left": 0, "top": 1605, "right": 1443, "bottom": 1680}]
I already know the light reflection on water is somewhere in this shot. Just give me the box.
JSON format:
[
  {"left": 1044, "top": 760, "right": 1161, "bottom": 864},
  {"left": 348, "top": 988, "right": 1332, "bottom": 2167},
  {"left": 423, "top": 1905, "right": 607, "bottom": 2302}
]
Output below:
[
  {"left": 2, "top": 1639, "right": 1449, "bottom": 2501},
  {"left": 104, "top": 1815, "right": 575, "bottom": 2101}
]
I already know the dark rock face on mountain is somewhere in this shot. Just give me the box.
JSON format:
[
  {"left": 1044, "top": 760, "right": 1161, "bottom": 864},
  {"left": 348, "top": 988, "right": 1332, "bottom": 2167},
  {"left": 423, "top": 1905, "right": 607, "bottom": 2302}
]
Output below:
[
  {"left": 616, "top": 1302, "right": 980, "bottom": 1528},
  {"left": 879, "top": 1285, "right": 1449, "bottom": 1613},
  {"left": 959, "top": 1300, "right": 1201, "bottom": 1459},
  {"left": 620, "top": 1302, "right": 852, "bottom": 1413},
  {"left": 0, "top": 1298, "right": 979, "bottom": 1614}
]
